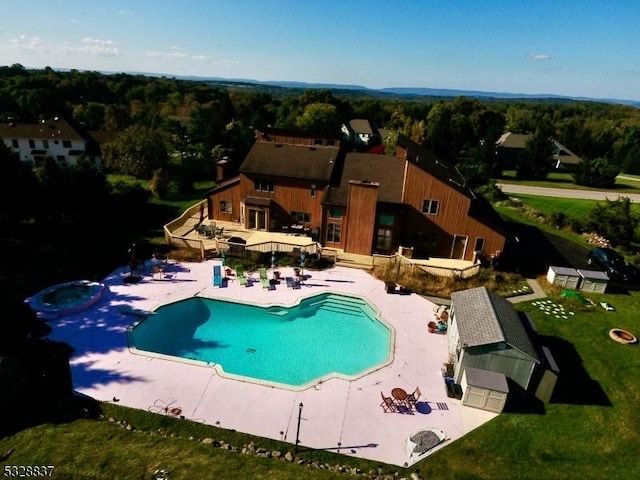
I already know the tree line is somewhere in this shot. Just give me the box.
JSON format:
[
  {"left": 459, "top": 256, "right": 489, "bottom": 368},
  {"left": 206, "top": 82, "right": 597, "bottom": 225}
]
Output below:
[{"left": 2, "top": 64, "right": 640, "bottom": 192}]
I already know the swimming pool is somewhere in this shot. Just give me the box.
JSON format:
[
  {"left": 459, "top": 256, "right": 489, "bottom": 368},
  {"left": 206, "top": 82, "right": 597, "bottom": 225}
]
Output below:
[{"left": 128, "top": 293, "right": 393, "bottom": 388}]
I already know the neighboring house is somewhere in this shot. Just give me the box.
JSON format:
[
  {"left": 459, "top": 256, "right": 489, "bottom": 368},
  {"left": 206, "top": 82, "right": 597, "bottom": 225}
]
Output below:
[
  {"left": 447, "top": 286, "right": 541, "bottom": 394},
  {"left": 0, "top": 117, "right": 102, "bottom": 167},
  {"left": 495, "top": 132, "right": 581, "bottom": 171},
  {"left": 341, "top": 119, "right": 380, "bottom": 150},
  {"left": 205, "top": 128, "right": 507, "bottom": 262}
]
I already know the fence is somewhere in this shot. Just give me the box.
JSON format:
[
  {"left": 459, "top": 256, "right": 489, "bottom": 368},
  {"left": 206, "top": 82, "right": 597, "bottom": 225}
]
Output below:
[{"left": 163, "top": 200, "right": 208, "bottom": 259}]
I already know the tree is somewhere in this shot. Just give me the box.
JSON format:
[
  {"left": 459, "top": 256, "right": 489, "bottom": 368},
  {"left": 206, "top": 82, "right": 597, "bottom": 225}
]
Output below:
[
  {"left": 572, "top": 157, "right": 621, "bottom": 188},
  {"left": 102, "top": 125, "right": 169, "bottom": 178},
  {"left": 0, "top": 143, "right": 38, "bottom": 223},
  {"left": 516, "top": 125, "right": 553, "bottom": 180},
  {"left": 585, "top": 197, "right": 637, "bottom": 247},
  {"left": 295, "top": 103, "right": 341, "bottom": 134}
]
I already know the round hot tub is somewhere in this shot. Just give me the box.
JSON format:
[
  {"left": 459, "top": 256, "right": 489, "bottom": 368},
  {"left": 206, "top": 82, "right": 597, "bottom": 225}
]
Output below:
[{"left": 25, "top": 280, "right": 105, "bottom": 320}]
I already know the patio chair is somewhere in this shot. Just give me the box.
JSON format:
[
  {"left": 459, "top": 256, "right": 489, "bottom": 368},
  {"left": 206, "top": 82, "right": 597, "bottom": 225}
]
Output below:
[
  {"left": 407, "top": 386, "right": 421, "bottom": 405},
  {"left": 259, "top": 267, "right": 270, "bottom": 289},
  {"left": 213, "top": 265, "right": 222, "bottom": 287},
  {"left": 286, "top": 276, "right": 300, "bottom": 289},
  {"left": 380, "top": 391, "right": 397, "bottom": 413},
  {"left": 216, "top": 226, "right": 225, "bottom": 239},
  {"left": 235, "top": 265, "right": 248, "bottom": 287}
]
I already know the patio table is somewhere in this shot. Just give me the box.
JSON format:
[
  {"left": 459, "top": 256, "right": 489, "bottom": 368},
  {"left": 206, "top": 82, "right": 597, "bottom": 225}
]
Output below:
[{"left": 392, "top": 387, "right": 409, "bottom": 408}]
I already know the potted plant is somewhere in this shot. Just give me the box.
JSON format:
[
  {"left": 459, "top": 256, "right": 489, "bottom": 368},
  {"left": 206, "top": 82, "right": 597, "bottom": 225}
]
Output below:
[{"left": 428, "top": 321, "right": 437, "bottom": 333}]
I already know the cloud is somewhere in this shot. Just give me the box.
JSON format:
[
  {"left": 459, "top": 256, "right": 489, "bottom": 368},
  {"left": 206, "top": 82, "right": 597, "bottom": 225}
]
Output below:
[
  {"left": 528, "top": 53, "right": 551, "bottom": 61},
  {"left": 144, "top": 48, "right": 238, "bottom": 65},
  {"left": 70, "top": 37, "right": 122, "bottom": 56},
  {"left": 10, "top": 34, "right": 44, "bottom": 51}
]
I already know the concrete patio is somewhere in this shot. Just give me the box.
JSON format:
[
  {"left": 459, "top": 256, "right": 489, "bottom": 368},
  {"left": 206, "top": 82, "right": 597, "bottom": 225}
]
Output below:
[{"left": 46, "top": 261, "right": 497, "bottom": 467}]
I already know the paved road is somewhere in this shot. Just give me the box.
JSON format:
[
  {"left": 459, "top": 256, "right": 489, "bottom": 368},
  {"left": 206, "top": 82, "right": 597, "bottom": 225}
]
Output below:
[{"left": 496, "top": 183, "right": 640, "bottom": 202}]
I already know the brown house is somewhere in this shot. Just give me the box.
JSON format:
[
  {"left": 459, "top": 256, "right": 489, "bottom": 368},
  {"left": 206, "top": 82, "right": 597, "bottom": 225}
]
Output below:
[{"left": 205, "top": 128, "right": 507, "bottom": 262}]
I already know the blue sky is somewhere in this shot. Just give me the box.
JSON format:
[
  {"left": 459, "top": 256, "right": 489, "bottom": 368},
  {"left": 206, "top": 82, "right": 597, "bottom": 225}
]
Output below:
[{"left": 1, "top": 0, "right": 639, "bottom": 100}]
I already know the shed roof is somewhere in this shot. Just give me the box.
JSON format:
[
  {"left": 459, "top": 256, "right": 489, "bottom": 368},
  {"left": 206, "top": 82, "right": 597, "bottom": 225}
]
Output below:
[
  {"left": 451, "top": 286, "right": 539, "bottom": 362},
  {"left": 549, "top": 266, "right": 580, "bottom": 276},
  {"left": 464, "top": 366, "right": 509, "bottom": 393},
  {"left": 577, "top": 269, "right": 609, "bottom": 280}
]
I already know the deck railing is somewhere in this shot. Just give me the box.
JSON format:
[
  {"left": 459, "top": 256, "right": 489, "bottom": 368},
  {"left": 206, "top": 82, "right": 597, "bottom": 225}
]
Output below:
[
  {"left": 163, "top": 200, "right": 208, "bottom": 259},
  {"left": 372, "top": 253, "right": 480, "bottom": 279}
]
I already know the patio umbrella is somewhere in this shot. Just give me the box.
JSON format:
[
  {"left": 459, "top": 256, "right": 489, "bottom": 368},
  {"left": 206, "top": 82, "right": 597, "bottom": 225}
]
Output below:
[
  {"left": 271, "top": 251, "right": 276, "bottom": 270},
  {"left": 300, "top": 249, "right": 306, "bottom": 276},
  {"left": 128, "top": 243, "right": 137, "bottom": 275},
  {"left": 199, "top": 203, "right": 205, "bottom": 224}
]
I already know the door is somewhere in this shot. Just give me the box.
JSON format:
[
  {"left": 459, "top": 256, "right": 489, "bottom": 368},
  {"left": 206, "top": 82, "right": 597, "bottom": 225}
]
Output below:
[
  {"left": 248, "top": 209, "right": 266, "bottom": 230},
  {"left": 451, "top": 235, "right": 468, "bottom": 260}
]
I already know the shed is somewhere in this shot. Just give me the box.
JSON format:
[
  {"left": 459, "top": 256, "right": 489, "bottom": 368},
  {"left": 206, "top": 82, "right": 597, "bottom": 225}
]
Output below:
[
  {"left": 546, "top": 266, "right": 580, "bottom": 289},
  {"left": 460, "top": 366, "right": 509, "bottom": 413},
  {"left": 577, "top": 269, "right": 608, "bottom": 293}
]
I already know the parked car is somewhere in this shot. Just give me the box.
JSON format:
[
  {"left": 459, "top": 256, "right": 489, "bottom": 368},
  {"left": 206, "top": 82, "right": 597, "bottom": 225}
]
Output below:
[{"left": 587, "top": 247, "right": 640, "bottom": 283}]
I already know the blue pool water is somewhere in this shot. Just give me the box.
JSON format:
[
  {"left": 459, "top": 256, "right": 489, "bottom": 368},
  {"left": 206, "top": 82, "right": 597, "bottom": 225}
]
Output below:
[{"left": 129, "top": 293, "right": 392, "bottom": 387}]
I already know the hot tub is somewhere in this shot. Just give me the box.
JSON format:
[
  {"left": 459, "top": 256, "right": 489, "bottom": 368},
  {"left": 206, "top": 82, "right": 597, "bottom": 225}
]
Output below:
[{"left": 25, "top": 280, "right": 105, "bottom": 320}]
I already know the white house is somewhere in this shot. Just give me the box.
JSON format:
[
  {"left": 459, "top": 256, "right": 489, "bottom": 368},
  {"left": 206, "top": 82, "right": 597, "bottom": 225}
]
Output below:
[{"left": 0, "top": 117, "right": 101, "bottom": 167}]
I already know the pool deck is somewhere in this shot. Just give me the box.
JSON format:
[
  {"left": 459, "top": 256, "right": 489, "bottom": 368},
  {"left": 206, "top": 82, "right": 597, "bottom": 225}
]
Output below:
[{"left": 46, "top": 261, "right": 497, "bottom": 468}]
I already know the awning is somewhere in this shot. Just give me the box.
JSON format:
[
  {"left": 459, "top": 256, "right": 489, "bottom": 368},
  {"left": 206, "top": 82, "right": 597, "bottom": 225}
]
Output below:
[{"left": 243, "top": 196, "right": 272, "bottom": 207}]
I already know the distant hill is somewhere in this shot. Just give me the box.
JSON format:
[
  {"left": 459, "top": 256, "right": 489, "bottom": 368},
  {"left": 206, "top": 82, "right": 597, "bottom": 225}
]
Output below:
[{"left": 60, "top": 68, "right": 640, "bottom": 107}]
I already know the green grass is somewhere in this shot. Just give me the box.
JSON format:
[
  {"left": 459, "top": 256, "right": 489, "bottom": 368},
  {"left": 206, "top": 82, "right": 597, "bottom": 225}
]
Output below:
[{"left": 499, "top": 171, "right": 640, "bottom": 192}]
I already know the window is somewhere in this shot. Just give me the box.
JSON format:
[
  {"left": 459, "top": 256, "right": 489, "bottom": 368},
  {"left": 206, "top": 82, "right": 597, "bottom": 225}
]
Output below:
[
  {"left": 11, "top": 139, "right": 18, "bottom": 148},
  {"left": 328, "top": 208, "right": 343, "bottom": 219},
  {"left": 421, "top": 199, "right": 440, "bottom": 215},
  {"left": 474, "top": 238, "right": 485, "bottom": 252},
  {"left": 42, "top": 139, "right": 49, "bottom": 149},
  {"left": 376, "top": 228, "right": 393, "bottom": 252},
  {"left": 255, "top": 178, "right": 275, "bottom": 192},
  {"left": 291, "top": 211, "right": 310, "bottom": 224},
  {"left": 28, "top": 139, "right": 35, "bottom": 148},
  {"left": 220, "top": 200, "right": 232, "bottom": 214},
  {"left": 327, "top": 223, "right": 341, "bottom": 243},
  {"left": 62, "top": 140, "right": 72, "bottom": 148},
  {"left": 378, "top": 214, "right": 394, "bottom": 226},
  {"left": 310, "top": 184, "right": 316, "bottom": 198}
]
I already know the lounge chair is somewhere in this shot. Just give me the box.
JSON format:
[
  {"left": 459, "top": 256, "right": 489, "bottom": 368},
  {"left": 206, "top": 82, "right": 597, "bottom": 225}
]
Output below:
[
  {"left": 406, "top": 386, "right": 421, "bottom": 405},
  {"left": 213, "top": 265, "right": 222, "bottom": 287},
  {"left": 235, "top": 265, "right": 248, "bottom": 287},
  {"left": 285, "top": 276, "right": 300, "bottom": 289},
  {"left": 259, "top": 267, "right": 270, "bottom": 289},
  {"left": 380, "top": 391, "right": 397, "bottom": 412}
]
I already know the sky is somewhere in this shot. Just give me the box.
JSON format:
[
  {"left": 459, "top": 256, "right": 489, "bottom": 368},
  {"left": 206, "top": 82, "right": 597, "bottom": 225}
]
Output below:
[{"left": 1, "top": 0, "right": 640, "bottom": 101}]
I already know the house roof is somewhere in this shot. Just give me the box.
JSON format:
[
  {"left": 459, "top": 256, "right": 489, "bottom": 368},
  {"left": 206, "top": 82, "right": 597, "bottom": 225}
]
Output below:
[
  {"left": 239, "top": 142, "right": 340, "bottom": 182},
  {"left": 451, "top": 286, "right": 539, "bottom": 362},
  {"left": 322, "top": 152, "right": 406, "bottom": 206},
  {"left": 495, "top": 132, "right": 530, "bottom": 149},
  {"left": 496, "top": 132, "right": 581, "bottom": 166},
  {"left": 396, "top": 134, "right": 473, "bottom": 198},
  {"left": 348, "top": 119, "right": 375, "bottom": 135},
  {"left": 0, "top": 117, "right": 86, "bottom": 142}
]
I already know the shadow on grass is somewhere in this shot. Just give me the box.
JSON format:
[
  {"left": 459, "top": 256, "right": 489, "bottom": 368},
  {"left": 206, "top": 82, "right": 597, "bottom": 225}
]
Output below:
[{"left": 539, "top": 334, "right": 611, "bottom": 406}]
